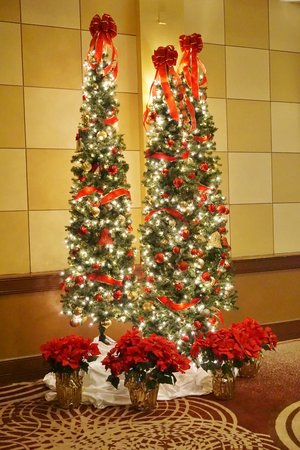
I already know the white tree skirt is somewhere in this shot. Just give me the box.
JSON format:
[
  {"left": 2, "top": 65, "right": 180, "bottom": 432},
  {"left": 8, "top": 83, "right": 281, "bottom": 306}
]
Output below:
[{"left": 43, "top": 336, "right": 212, "bottom": 409}]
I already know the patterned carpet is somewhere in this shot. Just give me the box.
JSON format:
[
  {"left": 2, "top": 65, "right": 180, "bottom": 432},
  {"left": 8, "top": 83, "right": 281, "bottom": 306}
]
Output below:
[{"left": 0, "top": 340, "right": 299, "bottom": 450}]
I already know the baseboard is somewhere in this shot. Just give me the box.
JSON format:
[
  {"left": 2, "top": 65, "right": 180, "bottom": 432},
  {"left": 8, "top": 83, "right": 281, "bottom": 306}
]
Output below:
[{"left": 0, "top": 319, "right": 299, "bottom": 386}]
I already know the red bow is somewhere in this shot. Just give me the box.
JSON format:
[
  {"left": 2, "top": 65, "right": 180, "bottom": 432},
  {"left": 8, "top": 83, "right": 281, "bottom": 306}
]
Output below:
[
  {"left": 88, "top": 14, "right": 118, "bottom": 77},
  {"left": 178, "top": 33, "right": 206, "bottom": 100},
  {"left": 152, "top": 45, "right": 178, "bottom": 69}
]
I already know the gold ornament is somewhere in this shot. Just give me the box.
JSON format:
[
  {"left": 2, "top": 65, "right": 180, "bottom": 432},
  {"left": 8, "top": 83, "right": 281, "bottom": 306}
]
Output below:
[
  {"left": 127, "top": 290, "right": 139, "bottom": 301},
  {"left": 97, "top": 130, "right": 107, "bottom": 140},
  {"left": 195, "top": 233, "right": 206, "bottom": 242},
  {"left": 119, "top": 215, "right": 126, "bottom": 224},
  {"left": 168, "top": 218, "right": 176, "bottom": 228},
  {"left": 142, "top": 301, "right": 155, "bottom": 312},
  {"left": 82, "top": 161, "right": 92, "bottom": 172},
  {"left": 179, "top": 201, "right": 188, "bottom": 210},
  {"left": 82, "top": 113, "right": 89, "bottom": 124},
  {"left": 73, "top": 307, "right": 83, "bottom": 316},
  {"left": 91, "top": 206, "right": 100, "bottom": 217},
  {"left": 208, "top": 231, "right": 222, "bottom": 248},
  {"left": 161, "top": 239, "right": 168, "bottom": 245},
  {"left": 198, "top": 258, "right": 205, "bottom": 269},
  {"left": 102, "top": 319, "right": 112, "bottom": 329}
]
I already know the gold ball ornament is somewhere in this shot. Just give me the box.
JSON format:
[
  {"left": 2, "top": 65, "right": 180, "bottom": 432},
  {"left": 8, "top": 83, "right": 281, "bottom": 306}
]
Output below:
[
  {"left": 179, "top": 201, "right": 188, "bottom": 210},
  {"left": 73, "top": 307, "right": 83, "bottom": 316},
  {"left": 119, "top": 215, "right": 126, "bottom": 224},
  {"left": 161, "top": 239, "right": 168, "bottom": 245},
  {"left": 97, "top": 130, "right": 107, "bottom": 140},
  {"left": 82, "top": 113, "right": 89, "bottom": 124},
  {"left": 142, "top": 301, "right": 155, "bottom": 312},
  {"left": 198, "top": 258, "right": 205, "bottom": 269},
  {"left": 168, "top": 218, "right": 176, "bottom": 228},
  {"left": 82, "top": 161, "right": 92, "bottom": 172},
  {"left": 69, "top": 316, "right": 81, "bottom": 327},
  {"left": 91, "top": 206, "right": 100, "bottom": 217}
]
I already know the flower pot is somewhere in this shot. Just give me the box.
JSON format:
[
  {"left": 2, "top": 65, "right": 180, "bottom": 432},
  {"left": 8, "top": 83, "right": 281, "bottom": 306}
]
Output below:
[
  {"left": 239, "top": 358, "right": 261, "bottom": 378},
  {"left": 55, "top": 369, "right": 83, "bottom": 408},
  {"left": 212, "top": 369, "right": 235, "bottom": 400},
  {"left": 125, "top": 378, "right": 159, "bottom": 411}
]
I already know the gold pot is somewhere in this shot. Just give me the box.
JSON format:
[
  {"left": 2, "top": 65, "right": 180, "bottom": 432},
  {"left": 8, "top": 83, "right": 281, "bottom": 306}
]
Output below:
[
  {"left": 212, "top": 369, "right": 235, "bottom": 400},
  {"left": 125, "top": 378, "right": 159, "bottom": 411},
  {"left": 55, "top": 369, "right": 83, "bottom": 408},
  {"left": 239, "top": 358, "right": 261, "bottom": 378}
]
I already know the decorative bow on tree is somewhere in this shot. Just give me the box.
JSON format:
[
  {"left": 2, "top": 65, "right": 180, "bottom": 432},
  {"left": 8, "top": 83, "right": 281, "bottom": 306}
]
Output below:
[
  {"left": 178, "top": 33, "right": 206, "bottom": 100},
  {"left": 88, "top": 13, "right": 118, "bottom": 77}
]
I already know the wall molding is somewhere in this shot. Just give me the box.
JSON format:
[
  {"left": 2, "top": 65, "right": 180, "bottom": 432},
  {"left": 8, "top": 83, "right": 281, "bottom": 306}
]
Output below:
[
  {"left": 0, "top": 254, "right": 300, "bottom": 296},
  {"left": 0, "top": 319, "right": 299, "bottom": 386}
]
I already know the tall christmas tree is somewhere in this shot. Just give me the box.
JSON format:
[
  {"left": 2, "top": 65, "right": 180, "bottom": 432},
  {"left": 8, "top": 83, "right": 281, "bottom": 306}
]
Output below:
[
  {"left": 134, "top": 38, "right": 236, "bottom": 354},
  {"left": 61, "top": 14, "right": 136, "bottom": 342}
]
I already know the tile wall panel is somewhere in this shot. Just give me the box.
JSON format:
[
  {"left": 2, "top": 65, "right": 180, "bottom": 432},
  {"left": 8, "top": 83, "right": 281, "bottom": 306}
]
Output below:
[
  {"left": 0, "top": 212, "right": 30, "bottom": 274},
  {"left": 274, "top": 203, "right": 300, "bottom": 254},
  {"left": 118, "top": 93, "right": 140, "bottom": 150},
  {"left": 271, "top": 102, "right": 300, "bottom": 153},
  {"left": 0, "top": 86, "right": 25, "bottom": 148},
  {"left": 269, "top": 0, "right": 300, "bottom": 53},
  {"left": 0, "top": 149, "right": 27, "bottom": 211},
  {"left": 184, "top": 0, "right": 224, "bottom": 45},
  {"left": 21, "top": 0, "right": 80, "bottom": 28},
  {"left": 124, "top": 151, "right": 142, "bottom": 208},
  {"left": 207, "top": 98, "right": 227, "bottom": 151},
  {"left": 22, "top": 25, "right": 82, "bottom": 89},
  {"left": 0, "top": 22, "right": 22, "bottom": 85},
  {"left": 272, "top": 154, "right": 300, "bottom": 203},
  {"left": 201, "top": 44, "right": 226, "bottom": 98},
  {"left": 270, "top": 51, "right": 300, "bottom": 103},
  {"left": 0, "top": 0, "right": 20, "bottom": 22}
]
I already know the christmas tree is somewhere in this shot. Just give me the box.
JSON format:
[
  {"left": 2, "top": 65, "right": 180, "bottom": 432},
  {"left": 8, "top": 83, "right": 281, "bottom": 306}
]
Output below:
[
  {"left": 61, "top": 14, "right": 136, "bottom": 342},
  {"left": 134, "top": 38, "right": 236, "bottom": 354}
]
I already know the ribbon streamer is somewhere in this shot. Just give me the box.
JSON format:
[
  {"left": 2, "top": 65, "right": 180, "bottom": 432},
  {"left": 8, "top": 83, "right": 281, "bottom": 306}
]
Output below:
[
  {"left": 157, "top": 296, "right": 201, "bottom": 311},
  {"left": 73, "top": 186, "right": 103, "bottom": 200},
  {"left": 145, "top": 208, "right": 186, "bottom": 223},
  {"left": 88, "top": 273, "right": 122, "bottom": 287},
  {"left": 146, "top": 150, "right": 190, "bottom": 162},
  {"left": 100, "top": 188, "right": 131, "bottom": 205},
  {"left": 193, "top": 135, "right": 212, "bottom": 143},
  {"left": 88, "top": 14, "right": 118, "bottom": 78}
]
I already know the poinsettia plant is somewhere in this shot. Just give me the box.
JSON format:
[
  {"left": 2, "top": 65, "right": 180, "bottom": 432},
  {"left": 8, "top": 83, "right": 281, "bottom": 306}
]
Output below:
[
  {"left": 41, "top": 335, "right": 100, "bottom": 374},
  {"left": 102, "top": 328, "right": 191, "bottom": 389},
  {"left": 191, "top": 318, "right": 277, "bottom": 374}
]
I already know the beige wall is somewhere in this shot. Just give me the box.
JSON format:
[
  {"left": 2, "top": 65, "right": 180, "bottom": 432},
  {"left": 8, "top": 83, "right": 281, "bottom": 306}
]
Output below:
[{"left": 0, "top": 0, "right": 299, "bottom": 360}]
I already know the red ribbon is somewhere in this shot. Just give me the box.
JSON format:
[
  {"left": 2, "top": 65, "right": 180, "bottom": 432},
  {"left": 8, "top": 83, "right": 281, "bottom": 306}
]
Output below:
[
  {"left": 193, "top": 135, "right": 212, "bottom": 143},
  {"left": 73, "top": 186, "right": 103, "bottom": 200},
  {"left": 146, "top": 151, "right": 189, "bottom": 162},
  {"left": 103, "top": 116, "right": 118, "bottom": 125},
  {"left": 145, "top": 208, "right": 186, "bottom": 223},
  {"left": 100, "top": 188, "right": 131, "bottom": 205},
  {"left": 144, "top": 46, "right": 180, "bottom": 125},
  {"left": 157, "top": 296, "right": 201, "bottom": 311},
  {"left": 88, "top": 273, "right": 122, "bottom": 287},
  {"left": 178, "top": 34, "right": 207, "bottom": 100},
  {"left": 88, "top": 14, "right": 118, "bottom": 78}
]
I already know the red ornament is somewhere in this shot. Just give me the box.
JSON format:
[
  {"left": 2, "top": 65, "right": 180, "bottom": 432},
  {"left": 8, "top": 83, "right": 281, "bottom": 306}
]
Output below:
[
  {"left": 172, "top": 246, "right": 181, "bottom": 254},
  {"left": 79, "top": 175, "right": 86, "bottom": 183},
  {"left": 113, "top": 289, "right": 123, "bottom": 300},
  {"left": 112, "top": 147, "right": 118, "bottom": 154},
  {"left": 150, "top": 111, "right": 157, "bottom": 121},
  {"left": 207, "top": 204, "right": 216, "bottom": 213},
  {"left": 128, "top": 225, "right": 133, "bottom": 232},
  {"left": 217, "top": 205, "right": 226, "bottom": 214},
  {"left": 108, "top": 165, "right": 118, "bottom": 175},
  {"left": 200, "top": 193, "right": 207, "bottom": 201},
  {"left": 222, "top": 237, "right": 229, "bottom": 247},
  {"left": 198, "top": 249, "right": 204, "bottom": 257},
  {"left": 218, "top": 226, "right": 226, "bottom": 234},
  {"left": 187, "top": 171, "right": 196, "bottom": 179},
  {"left": 146, "top": 276, "right": 154, "bottom": 283},
  {"left": 202, "top": 271, "right": 211, "bottom": 281},
  {"left": 199, "top": 162, "right": 209, "bottom": 172},
  {"left": 180, "top": 228, "right": 190, "bottom": 239},
  {"left": 82, "top": 95, "right": 86, "bottom": 101},
  {"left": 225, "top": 207, "right": 230, "bottom": 215},
  {"left": 162, "top": 168, "right": 169, "bottom": 176},
  {"left": 215, "top": 287, "right": 221, "bottom": 294},
  {"left": 194, "top": 320, "right": 202, "bottom": 329},
  {"left": 91, "top": 163, "right": 99, "bottom": 172},
  {"left": 167, "top": 139, "right": 174, "bottom": 147},
  {"left": 75, "top": 275, "right": 85, "bottom": 285},
  {"left": 92, "top": 263, "right": 101, "bottom": 270},
  {"left": 173, "top": 177, "right": 184, "bottom": 188},
  {"left": 79, "top": 225, "right": 89, "bottom": 235},
  {"left": 155, "top": 253, "right": 165, "bottom": 264},
  {"left": 181, "top": 141, "right": 188, "bottom": 148},
  {"left": 191, "top": 248, "right": 198, "bottom": 256},
  {"left": 98, "top": 227, "right": 113, "bottom": 245},
  {"left": 181, "top": 335, "right": 190, "bottom": 342},
  {"left": 175, "top": 282, "right": 184, "bottom": 291},
  {"left": 178, "top": 261, "right": 188, "bottom": 271},
  {"left": 95, "top": 293, "right": 103, "bottom": 302},
  {"left": 127, "top": 249, "right": 134, "bottom": 257},
  {"left": 144, "top": 287, "right": 152, "bottom": 293},
  {"left": 162, "top": 192, "right": 169, "bottom": 199}
]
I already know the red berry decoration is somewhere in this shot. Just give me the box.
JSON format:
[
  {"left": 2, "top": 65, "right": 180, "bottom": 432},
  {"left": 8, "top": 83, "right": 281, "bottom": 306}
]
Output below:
[
  {"left": 127, "top": 249, "right": 134, "bottom": 257},
  {"left": 172, "top": 246, "right": 181, "bottom": 254},
  {"left": 208, "top": 204, "right": 216, "bottom": 213},
  {"left": 194, "top": 320, "right": 202, "bottom": 329},
  {"left": 79, "top": 176, "right": 86, "bottom": 182},
  {"left": 187, "top": 171, "right": 196, "bottom": 179},
  {"left": 222, "top": 237, "right": 229, "bottom": 247},
  {"left": 162, "top": 168, "right": 168, "bottom": 176},
  {"left": 225, "top": 207, "right": 230, "bottom": 215},
  {"left": 191, "top": 248, "right": 198, "bottom": 256},
  {"left": 108, "top": 165, "right": 118, "bottom": 175},
  {"left": 144, "top": 287, "right": 152, "bottom": 293},
  {"left": 217, "top": 205, "right": 226, "bottom": 214},
  {"left": 150, "top": 111, "right": 157, "bottom": 121},
  {"left": 92, "top": 263, "right": 101, "bottom": 270},
  {"left": 181, "top": 141, "right": 188, "bottom": 148},
  {"left": 215, "top": 287, "right": 221, "bottom": 294},
  {"left": 199, "top": 162, "right": 209, "bottom": 171},
  {"left": 180, "top": 228, "right": 190, "bottom": 239},
  {"left": 200, "top": 193, "right": 207, "bottom": 201},
  {"left": 155, "top": 253, "right": 165, "bottom": 264},
  {"left": 79, "top": 225, "right": 89, "bottom": 235},
  {"left": 95, "top": 293, "right": 103, "bottom": 302},
  {"left": 146, "top": 276, "right": 155, "bottom": 283},
  {"left": 175, "top": 282, "right": 184, "bottom": 291},
  {"left": 202, "top": 271, "right": 211, "bottom": 281},
  {"left": 167, "top": 139, "right": 174, "bottom": 147},
  {"left": 198, "top": 249, "right": 204, "bottom": 257},
  {"left": 75, "top": 275, "right": 84, "bottom": 285},
  {"left": 181, "top": 335, "right": 190, "bottom": 342},
  {"left": 218, "top": 226, "right": 226, "bottom": 234},
  {"left": 113, "top": 289, "right": 123, "bottom": 300},
  {"left": 173, "top": 177, "right": 184, "bottom": 188},
  {"left": 178, "top": 261, "right": 188, "bottom": 271},
  {"left": 162, "top": 192, "right": 169, "bottom": 199},
  {"left": 112, "top": 147, "right": 118, "bottom": 154}
]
